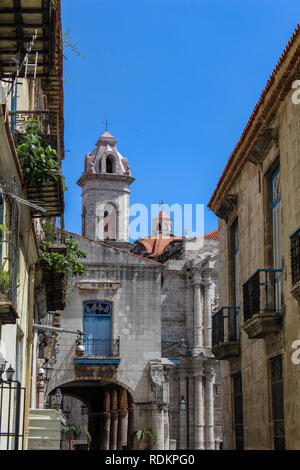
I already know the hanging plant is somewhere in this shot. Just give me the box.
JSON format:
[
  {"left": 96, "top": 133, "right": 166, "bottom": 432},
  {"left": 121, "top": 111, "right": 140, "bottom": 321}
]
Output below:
[
  {"left": 39, "top": 236, "right": 86, "bottom": 278},
  {"left": 16, "top": 119, "right": 61, "bottom": 186}
]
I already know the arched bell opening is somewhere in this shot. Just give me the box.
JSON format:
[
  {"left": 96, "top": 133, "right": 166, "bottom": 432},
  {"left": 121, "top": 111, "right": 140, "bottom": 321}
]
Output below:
[{"left": 103, "top": 202, "right": 118, "bottom": 240}]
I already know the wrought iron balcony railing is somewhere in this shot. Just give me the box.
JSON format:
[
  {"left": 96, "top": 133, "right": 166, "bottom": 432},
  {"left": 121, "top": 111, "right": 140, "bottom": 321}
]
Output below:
[
  {"left": 290, "top": 227, "right": 300, "bottom": 286},
  {"left": 212, "top": 307, "right": 240, "bottom": 347},
  {"left": 161, "top": 340, "right": 180, "bottom": 359},
  {"left": 9, "top": 110, "right": 60, "bottom": 155},
  {"left": 0, "top": 240, "right": 18, "bottom": 310},
  {"left": 83, "top": 338, "right": 120, "bottom": 357},
  {"left": 0, "top": 182, "right": 20, "bottom": 323},
  {"left": 243, "top": 269, "right": 282, "bottom": 322},
  {"left": 37, "top": 226, "right": 66, "bottom": 249}
]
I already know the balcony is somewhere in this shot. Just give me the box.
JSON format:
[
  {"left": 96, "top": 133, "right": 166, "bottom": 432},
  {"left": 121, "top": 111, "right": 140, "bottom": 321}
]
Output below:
[
  {"left": 0, "top": 228, "right": 19, "bottom": 325},
  {"left": 212, "top": 307, "right": 240, "bottom": 360},
  {"left": 290, "top": 227, "right": 300, "bottom": 305},
  {"left": 9, "top": 110, "right": 60, "bottom": 154},
  {"left": 38, "top": 227, "right": 66, "bottom": 311},
  {"left": 0, "top": 1, "right": 54, "bottom": 80},
  {"left": 74, "top": 339, "right": 121, "bottom": 367},
  {"left": 242, "top": 269, "right": 282, "bottom": 339},
  {"left": 161, "top": 340, "right": 180, "bottom": 365},
  {"left": 9, "top": 111, "right": 64, "bottom": 218},
  {"left": 83, "top": 338, "right": 120, "bottom": 357}
]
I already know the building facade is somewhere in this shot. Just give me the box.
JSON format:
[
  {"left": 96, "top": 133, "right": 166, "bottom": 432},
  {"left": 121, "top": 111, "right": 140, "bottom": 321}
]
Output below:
[
  {"left": 208, "top": 25, "right": 300, "bottom": 450},
  {"left": 133, "top": 223, "right": 223, "bottom": 449},
  {"left": 0, "top": 0, "right": 66, "bottom": 450},
  {"left": 47, "top": 127, "right": 223, "bottom": 450}
]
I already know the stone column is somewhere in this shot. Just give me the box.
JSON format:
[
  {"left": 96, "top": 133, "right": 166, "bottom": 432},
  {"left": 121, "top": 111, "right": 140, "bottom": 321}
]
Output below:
[
  {"left": 127, "top": 405, "right": 135, "bottom": 449},
  {"left": 102, "top": 412, "right": 111, "bottom": 450},
  {"left": 179, "top": 373, "right": 187, "bottom": 449},
  {"left": 38, "top": 380, "right": 46, "bottom": 409},
  {"left": 205, "top": 369, "right": 215, "bottom": 450},
  {"left": 151, "top": 405, "right": 164, "bottom": 450},
  {"left": 117, "top": 409, "right": 128, "bottom": 450},
  {"left": 110, "top": 411, "right": 118, "bottom": 450},
  {"left": 163, "top": 406, "right": 170, "bottom": 450},
  {"left": 194, "top": 369, "right": 205, "bottom": 449},
  {"left": 204, "top": 280, "right": 212, "bottom": 349},
  {"left": 193, "top": 275, "right": 203, "bottom": 354}
]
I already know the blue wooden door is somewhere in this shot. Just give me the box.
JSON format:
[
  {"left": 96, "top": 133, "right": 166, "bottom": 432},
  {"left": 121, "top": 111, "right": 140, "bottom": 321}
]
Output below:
[{"left": 83, "top": 301, "right": 112, "bottom": 356}]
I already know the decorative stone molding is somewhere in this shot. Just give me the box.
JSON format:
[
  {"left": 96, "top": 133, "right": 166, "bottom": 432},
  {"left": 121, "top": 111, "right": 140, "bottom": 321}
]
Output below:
[
  {"left": 242, "top": 312, "right": 283, "bottom": 340},
  {"left": 212, "top": 341, "right": 240, "bottom": 361},
  {"left": 76, "top": 281, "right": 120, "bottom": 292},
  {"left": 205, "top": 370, "right": 216, "bottom": 384},
  {"left": 215, "top": 194, "right": 238, "bottom": 220},
  {"left": 150, "top": 360, "right": 165, "bottom": 401},
  {"left": 248, "top": 127, "right": 279, "bottom": 165}
]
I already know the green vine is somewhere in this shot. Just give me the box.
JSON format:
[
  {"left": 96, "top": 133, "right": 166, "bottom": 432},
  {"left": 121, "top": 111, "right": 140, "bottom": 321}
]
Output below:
[
  {"left": 39, "top": 236, "right": 86, "bottom": 277},
  {"left": 16, "top": 120, "right": 61, "bottom": 186}
]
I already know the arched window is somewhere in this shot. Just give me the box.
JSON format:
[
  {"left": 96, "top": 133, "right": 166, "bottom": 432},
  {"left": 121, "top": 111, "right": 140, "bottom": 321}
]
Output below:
[
  {"left": 106, "top": 156, "right": 113, "bottom": 173},
  {"left": 103, "top": 203, "right": 117, "bottom": 240}
]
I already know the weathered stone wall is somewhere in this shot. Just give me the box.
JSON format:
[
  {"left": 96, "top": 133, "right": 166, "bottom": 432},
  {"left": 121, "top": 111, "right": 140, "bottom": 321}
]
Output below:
[
  {"left": 160, "top": 238, "right": 223, "bottom": 449},
  {"left": 218, "top": 87, "right": 300, "bottom": 449},
  {"left": 80, "top": 175, "right": 132, "bottom": 242},
  {"left": 50, "top": 234, "right": 163, "bottom": 418}
]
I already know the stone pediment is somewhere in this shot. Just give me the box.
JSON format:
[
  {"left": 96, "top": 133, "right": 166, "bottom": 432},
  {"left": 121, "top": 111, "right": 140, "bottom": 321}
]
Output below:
[{"left": 68, "top": 232, "right": 163, "bottom": 269}]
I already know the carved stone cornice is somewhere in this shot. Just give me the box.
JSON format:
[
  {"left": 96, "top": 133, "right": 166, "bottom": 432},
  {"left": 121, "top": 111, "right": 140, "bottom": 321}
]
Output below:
[
  {"left": 215, "top": 194, "right": 238, "bottom": 220},
  {"left": 76, "top": 281, "right": 120, "bottom": 292},
  {"left": 248, "top": 127, "right": 279, "bottom": 165}
]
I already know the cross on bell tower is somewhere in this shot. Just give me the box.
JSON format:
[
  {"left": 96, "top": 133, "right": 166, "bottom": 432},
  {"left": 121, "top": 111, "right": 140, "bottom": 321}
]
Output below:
[
  {"left": 78, "top": 125, "right": 134, "bottom": 243},
  {"left": 101, "top": 119, "right": 112, "bottom": 132}
]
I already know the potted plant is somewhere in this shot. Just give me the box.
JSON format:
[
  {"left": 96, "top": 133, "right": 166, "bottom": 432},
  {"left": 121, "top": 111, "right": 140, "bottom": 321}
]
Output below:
[
  {"left": 66, "top": 423, "right": 91, "bottom": 448},
  {"left": 130, "top": 428, "right": 157, "bottom": 450}
]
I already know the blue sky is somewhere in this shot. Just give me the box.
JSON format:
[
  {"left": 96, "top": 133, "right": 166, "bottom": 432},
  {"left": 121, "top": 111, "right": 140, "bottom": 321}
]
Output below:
[{"left": 61, "top": 0, "right": 299, "bottom": 241}]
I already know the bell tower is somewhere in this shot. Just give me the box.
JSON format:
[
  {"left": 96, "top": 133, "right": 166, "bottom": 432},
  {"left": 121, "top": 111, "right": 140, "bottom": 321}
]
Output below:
[{"left": 77, "top": 129, "right": 134, "bottom": 243}]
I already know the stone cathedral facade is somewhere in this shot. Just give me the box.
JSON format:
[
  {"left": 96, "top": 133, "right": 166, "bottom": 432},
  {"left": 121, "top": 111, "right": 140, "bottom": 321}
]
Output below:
[{"left": 49, "top": 129, "right": 222, "bottom": 450}]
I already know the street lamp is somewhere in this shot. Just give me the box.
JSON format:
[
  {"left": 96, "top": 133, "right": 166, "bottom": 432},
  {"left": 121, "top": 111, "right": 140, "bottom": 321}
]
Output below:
[
  {"left": 38, "top": 357, "right": 53, "bottom": 383},
  {"left": 44, "top": 357, "right": 54, "bottom": 382},
  {"left": 51, "top": 388, "right": 62, "bottom": 410},
  {"left": 75, "top": 334, "right": 85, "bottom": 357},
  {"left": 179, "top": 395, "right": 186, "bottom": 411},
  {"left": 5, "top": 364, "right": 15, "bottom": 383},
  {"left": 37, "top": 357, "right": 54, "bottom": 409},
  {"left": 0, "top": 355, "right": 15, "bottom": 384}
]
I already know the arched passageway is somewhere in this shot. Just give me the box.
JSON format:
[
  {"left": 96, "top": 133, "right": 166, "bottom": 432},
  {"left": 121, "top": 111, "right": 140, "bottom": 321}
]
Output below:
[{"left": 50, "top": 380, "right": 134, "bottom": 450}]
